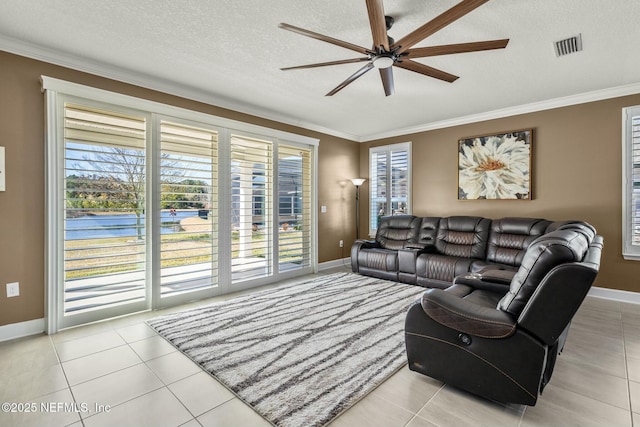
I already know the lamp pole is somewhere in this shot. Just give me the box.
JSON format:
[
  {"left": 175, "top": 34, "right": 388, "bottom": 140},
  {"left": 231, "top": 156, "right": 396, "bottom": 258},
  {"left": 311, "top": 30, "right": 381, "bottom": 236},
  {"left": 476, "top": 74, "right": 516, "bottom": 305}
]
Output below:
[{"left": 350, "top": 178, "right": 366, "bottom": 240}]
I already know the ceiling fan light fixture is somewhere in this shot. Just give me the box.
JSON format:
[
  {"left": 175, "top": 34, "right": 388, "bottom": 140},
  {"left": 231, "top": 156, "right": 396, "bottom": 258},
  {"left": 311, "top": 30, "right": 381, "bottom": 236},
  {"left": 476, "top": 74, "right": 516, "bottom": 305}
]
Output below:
[{"left": 373, "top": 55, "right": 394, "bottom": 69}]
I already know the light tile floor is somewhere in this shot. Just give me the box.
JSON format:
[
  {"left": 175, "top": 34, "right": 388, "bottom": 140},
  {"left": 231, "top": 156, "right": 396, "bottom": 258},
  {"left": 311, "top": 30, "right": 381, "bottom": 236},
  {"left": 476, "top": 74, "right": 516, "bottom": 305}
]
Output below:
[{"left": 1, "top": 265, "right": 639, "bottom": 427}]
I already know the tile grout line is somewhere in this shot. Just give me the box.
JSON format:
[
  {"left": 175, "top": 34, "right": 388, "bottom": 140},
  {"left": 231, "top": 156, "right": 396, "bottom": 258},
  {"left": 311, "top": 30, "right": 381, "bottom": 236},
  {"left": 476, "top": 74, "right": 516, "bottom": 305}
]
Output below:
[
  {"left": 49, "top": 333, "right": 86, "bottom": 427},
  {"left": 401, "top": 382, "right": 446, "bottom": 427},
  {"left": 55, "top": 327, "right": 174, "bottom": 424},
  {"left": 621, "top": 305, "right": 636, "bottom": 427}
]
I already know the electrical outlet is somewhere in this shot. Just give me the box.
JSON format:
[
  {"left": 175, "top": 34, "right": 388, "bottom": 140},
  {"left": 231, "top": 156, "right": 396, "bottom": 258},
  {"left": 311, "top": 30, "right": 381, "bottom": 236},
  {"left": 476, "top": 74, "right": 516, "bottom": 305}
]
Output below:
[
  {"left": 6, "top": 282, "right": 19, "bottom": 298},
  {"left": 339, "top": 240, "right": 344, "bottom": 248}
]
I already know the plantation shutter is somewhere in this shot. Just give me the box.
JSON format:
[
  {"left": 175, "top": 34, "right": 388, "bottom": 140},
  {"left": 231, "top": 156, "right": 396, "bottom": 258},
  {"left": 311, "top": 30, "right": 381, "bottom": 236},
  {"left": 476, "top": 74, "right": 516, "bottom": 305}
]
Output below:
[
  {"left": 278, "top": 145, "right": 312, "bottom": 271},
  {"left": 159, "top": 121, "right": 219, "bottom": 295},
  {"left": 369, "top": 142, "right": 411, "bottom": 235},
  {"left": 63, "top": 103, "right": 147, "bottom": 314},
  {"left": 390, "top": 149, "right": 409, "bottom": 213},
  {"left": 230, "top": 135, "right": 273, "bottom": 281},
  {"left": 624, "top": 107, "right": 640, "bottom": 259},
  {"left": 632, "top": 115, "right": 640, "bottom": 245}
]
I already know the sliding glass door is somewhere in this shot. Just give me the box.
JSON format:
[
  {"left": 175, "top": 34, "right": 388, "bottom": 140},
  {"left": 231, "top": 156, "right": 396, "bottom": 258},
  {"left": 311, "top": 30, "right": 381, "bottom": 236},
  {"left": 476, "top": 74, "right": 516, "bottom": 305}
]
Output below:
[{"left": 45, "top": 78, "right": 317, "bottom": 332}]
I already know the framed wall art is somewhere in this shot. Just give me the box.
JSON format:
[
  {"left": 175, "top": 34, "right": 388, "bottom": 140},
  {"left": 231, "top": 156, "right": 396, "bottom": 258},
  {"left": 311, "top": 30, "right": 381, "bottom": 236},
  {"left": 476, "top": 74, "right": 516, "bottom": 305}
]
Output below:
[{"left": 458, "top": 129, "right": 532, "bottom": 200}]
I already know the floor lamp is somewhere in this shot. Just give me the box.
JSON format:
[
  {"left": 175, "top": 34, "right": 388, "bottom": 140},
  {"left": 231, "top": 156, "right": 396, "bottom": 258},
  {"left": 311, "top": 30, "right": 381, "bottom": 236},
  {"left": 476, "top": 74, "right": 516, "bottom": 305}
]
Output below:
[{"left": 350, "top": 178, "right": 366, "bottom": 240}]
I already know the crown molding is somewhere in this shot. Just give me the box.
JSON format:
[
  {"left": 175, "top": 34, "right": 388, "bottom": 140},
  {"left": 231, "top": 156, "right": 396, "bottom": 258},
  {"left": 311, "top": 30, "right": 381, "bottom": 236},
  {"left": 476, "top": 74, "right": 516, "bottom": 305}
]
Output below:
[
  {"left": 0, "top": 34, "right": 360, "bottom": 142},
  {"left": 3, "top": 33, "right": 640, "bottom": 144},
  {"left": 360, "top": 82, "right": 640, "bottom": 142}
]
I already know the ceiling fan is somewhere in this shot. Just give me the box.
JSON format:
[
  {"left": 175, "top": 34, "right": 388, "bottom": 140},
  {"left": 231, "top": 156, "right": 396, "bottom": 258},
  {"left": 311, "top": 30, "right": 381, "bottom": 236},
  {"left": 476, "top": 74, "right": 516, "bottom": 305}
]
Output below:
[{"left": 279, "top": 0, "right": 509, "bottom": 96}]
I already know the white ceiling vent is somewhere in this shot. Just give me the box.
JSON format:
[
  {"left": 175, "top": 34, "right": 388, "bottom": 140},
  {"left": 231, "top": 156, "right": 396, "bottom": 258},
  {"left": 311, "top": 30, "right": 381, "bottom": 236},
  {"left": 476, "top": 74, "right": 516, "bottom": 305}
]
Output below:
[{"left": 554, "top": 34, "right": 583, "bottom": 57}]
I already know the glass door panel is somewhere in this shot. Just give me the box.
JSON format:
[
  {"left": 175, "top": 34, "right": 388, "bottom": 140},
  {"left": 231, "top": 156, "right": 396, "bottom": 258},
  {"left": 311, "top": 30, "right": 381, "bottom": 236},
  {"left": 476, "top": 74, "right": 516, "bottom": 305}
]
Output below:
[
  {"left": 230, "top": 135, "right": 272, "bottom": 282},
  {"left": 62, "top": 103, "right": 147, "bottom": 325},
  {"left": 159, "top": 121, "right": 219, "bottom": 298},
  {"left": 278, "top": 146, "right": 311, "bottom": 272}
]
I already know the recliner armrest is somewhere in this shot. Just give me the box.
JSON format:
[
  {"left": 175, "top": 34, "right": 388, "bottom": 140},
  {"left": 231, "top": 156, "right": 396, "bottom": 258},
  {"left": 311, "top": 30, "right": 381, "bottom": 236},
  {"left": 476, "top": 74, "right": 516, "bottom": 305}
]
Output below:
[
  {"left": 478, "top": 269, "right": 515, "bottom": 284},
  {"left": 355, "top": 239, "right": 380, "bottom": 249},
  {"left": 452, "top": 274, "right": 512, "bottom": 294},
  {"left": 405, "top": 243, "right": 437, "bottom": 253},
  {"left": 421, "top": 289, "right": 517, "bottom": 339}
]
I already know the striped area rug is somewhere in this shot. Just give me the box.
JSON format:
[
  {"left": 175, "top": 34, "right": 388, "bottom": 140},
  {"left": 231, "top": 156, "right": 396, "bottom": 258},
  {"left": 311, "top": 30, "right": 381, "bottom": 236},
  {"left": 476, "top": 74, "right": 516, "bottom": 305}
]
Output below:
[{"left": 147, "top": 272, "right": 425, "bottom": 427}]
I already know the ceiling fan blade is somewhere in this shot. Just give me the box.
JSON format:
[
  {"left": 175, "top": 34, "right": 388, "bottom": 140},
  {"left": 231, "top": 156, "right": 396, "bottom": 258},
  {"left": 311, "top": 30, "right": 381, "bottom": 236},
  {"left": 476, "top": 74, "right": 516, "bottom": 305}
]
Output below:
[
  {"left": 326, "top": 63, "right": 375, "bottom": 96},
  {"left": 279, "top": 23, "right": 371, "bottom": 55},
  {"left": 379, "top": 67, "right": 394, "bottom": 96},
  {"left": 281, "top": 57, "right": 369, "bottom": 71},
  {"left": 394, "top": 59, "right": 459, "bottom": 83},
  {"left": 392, "top": 0, "right": 490, "bottom": 54},
  {"left": 405, "top": 39, "right": 509, "bottom": 58},
  {"left": 366, "top": 0, "right": 389, "bottom": 51}
]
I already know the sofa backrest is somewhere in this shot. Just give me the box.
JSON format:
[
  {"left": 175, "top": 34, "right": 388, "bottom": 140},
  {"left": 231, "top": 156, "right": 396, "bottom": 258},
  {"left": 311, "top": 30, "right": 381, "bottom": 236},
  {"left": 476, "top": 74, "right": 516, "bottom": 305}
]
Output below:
[
  {"left": 375, "top": 215, "right": 421, "bottom": 250},
  {"left": 486, "top": 217, "right": 551, "bottom": 267},
  {"left": 497, "top": 228, "right": 592, "bottom": 317},
  {"left": 551, "top": 221, "right": 596, "bottom": 241},
  {"left": 435, "top": 216, "right": 491, "bottom": 259},
  {"left": 516, "top": 234, "right": 602, "bottom": 345}
]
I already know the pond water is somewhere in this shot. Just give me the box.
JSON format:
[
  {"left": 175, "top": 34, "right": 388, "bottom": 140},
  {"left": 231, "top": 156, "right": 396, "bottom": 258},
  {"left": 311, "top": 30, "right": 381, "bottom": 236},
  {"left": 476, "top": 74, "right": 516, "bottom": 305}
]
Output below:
[{"left": 65, "top": 210, "right": 202, "bottom": 240}]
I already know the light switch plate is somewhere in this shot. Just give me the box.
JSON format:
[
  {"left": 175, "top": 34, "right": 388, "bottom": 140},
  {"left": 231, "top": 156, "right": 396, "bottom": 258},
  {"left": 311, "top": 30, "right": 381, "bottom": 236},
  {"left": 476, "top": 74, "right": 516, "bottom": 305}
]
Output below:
[
  {"left": 6, "top": 282, "right": 19, "bottom": 298},
  {"left": 0, "top": 147, "right": 5, "bottom": 191}
]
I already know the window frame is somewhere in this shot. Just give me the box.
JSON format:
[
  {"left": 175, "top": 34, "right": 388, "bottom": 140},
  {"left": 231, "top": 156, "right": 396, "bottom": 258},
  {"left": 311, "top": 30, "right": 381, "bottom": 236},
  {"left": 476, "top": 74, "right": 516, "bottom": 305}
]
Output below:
[
  {"left": 623, "top": 105, "right": 640, "bottom": 260},
  {"left": 368, "top": 142, "right": 412, "bottom": 237}
]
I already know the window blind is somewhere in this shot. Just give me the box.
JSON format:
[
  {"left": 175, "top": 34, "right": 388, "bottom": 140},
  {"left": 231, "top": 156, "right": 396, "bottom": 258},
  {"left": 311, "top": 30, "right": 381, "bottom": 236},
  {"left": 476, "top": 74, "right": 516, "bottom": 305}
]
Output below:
[{"left": 630, "top": 114, "right": 640, "bottom": 247}]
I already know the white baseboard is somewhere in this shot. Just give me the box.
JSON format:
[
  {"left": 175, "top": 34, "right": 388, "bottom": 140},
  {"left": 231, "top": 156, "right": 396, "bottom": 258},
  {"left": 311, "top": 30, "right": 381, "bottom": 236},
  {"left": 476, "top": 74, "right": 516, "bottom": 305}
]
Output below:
[
  {"left": 0, "top": 284, "right": 632, "bottom": 343},
  {"left": 318, "top": 258, "right": 350, "bottom": 271},
  {"left": 0, "top": 318, "right": 45, "bottom": 342},
  {"left": 588, "top": 286, "right": 640, "bottom": 305}
]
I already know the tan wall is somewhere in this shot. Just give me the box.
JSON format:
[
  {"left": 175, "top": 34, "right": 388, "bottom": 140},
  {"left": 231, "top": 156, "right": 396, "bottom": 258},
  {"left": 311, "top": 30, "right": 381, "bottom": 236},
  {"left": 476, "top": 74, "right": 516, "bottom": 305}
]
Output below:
[
  {"left": 0, "top": 51, "right": 359, "bottom": 327},
  {"left": 360, "top": 94, "right": 640, "bottom": 292},
  {"left": 2, "top": 47, "right": 639, "bottom": 328}
]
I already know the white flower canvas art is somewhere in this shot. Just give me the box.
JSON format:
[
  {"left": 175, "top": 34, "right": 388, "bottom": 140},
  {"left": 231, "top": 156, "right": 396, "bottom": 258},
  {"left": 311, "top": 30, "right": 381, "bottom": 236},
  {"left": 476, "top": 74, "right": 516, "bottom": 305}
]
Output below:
[{"left": 458, "top": 130, "right": 532, "bottom": 200}]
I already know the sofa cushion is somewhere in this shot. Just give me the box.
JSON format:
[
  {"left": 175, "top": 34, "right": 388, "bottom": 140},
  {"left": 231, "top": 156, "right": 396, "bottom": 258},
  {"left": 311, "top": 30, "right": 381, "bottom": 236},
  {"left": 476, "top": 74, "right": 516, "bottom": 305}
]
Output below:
[
  {"left": 435, "top": 216, "right": 491, "bottom": 259},
  {"left": 357, "top": 248, "right": 398, "bottom": 272},
  {"left": 416, "top": 253, "right": 473, "bottom": 284}
]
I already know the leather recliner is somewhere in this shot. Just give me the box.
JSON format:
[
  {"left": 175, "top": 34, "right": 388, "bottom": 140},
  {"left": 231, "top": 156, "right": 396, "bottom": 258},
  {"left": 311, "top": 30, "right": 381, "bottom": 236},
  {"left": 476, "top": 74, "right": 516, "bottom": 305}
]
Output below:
[
  {"left": 415, "top": 216, "right": 491, "bottom": 288},
  {"left": 350, "top": 215, "right": 421, "bottom": 282},
  {"left": 404, "top": 223, "right": 603, "bottom": 405},
  {"left": 471, "top": 217, "right": 551, "bottom": 272}
]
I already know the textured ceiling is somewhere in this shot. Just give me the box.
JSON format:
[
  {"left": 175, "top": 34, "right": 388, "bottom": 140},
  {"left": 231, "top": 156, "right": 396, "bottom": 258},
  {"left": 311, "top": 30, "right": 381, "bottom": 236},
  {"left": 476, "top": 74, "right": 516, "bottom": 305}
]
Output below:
[{"left": 1, "top": 0, "right": 639, "bottom": 141}]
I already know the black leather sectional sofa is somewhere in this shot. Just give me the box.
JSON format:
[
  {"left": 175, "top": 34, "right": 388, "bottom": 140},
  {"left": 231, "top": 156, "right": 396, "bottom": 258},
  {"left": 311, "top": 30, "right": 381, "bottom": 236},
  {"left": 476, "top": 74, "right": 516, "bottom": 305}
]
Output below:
[
  {"left": 352, "top": 215, "right": 579, "bottom": 288},
  {"left": 351, "top": 214, "right": 603, "bottom": 405}
]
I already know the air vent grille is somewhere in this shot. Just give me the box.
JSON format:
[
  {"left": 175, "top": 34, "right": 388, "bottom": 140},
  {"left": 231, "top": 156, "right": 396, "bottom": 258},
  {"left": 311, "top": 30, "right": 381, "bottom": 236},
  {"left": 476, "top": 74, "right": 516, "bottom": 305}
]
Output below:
[{"left": 555, "top": 34, "right": 583, "bottom": 57}]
